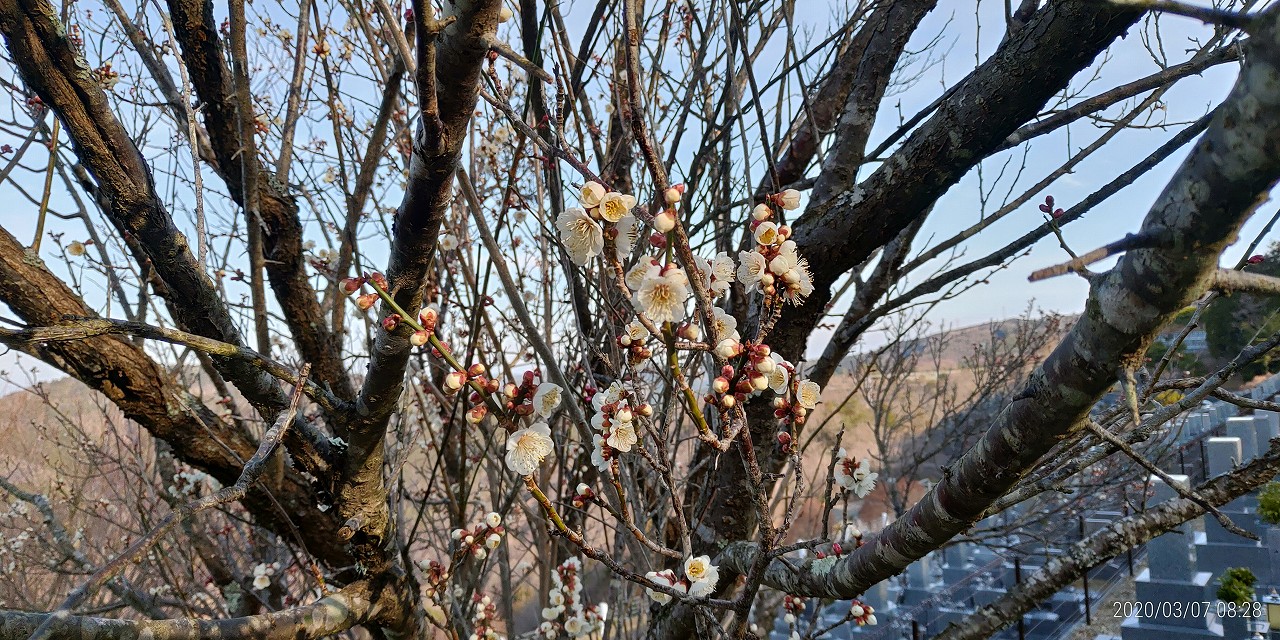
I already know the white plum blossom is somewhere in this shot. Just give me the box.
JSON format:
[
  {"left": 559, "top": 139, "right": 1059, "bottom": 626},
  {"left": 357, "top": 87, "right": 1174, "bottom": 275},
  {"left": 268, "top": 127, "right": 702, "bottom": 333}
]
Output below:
[
  {"left": 796, "top": 379, "right": 822, "bottom": 409},
  {"left": 634, "top": 266, "right": 690, "bottom": 324},
  {"left": 768, "top": 354, "right": 791, "bottom": 393},
  {"left": 833, "top": 449, "right": 878, "bottom": 498},
  {"left": 598, "top": 191, "right": 637, "bottom": 223},
  {"left": 534, "top": 382, "right": 563, "bottom": 417},
  {"left": 645, "top": 569, "right": 686, "bottom": 604},
  {"left": 626, "top": 257, "right": 660, "bottom": 290},
  {"left": 753, "top": 221, "right": 779, "bottom": 245},
  {"left": 778, "top": 188, "right": 801, "bottom": 210},
  {"left": 615, "top": 214, "right": 638, "bottom": 259},
  {"left": 712, "top": 306, "right": 740, "bottom": 342},
  {"left": 736, "top": 250, "right": 767, "bottom": 287},
  {"left": 694, "top": 252, "right": 736, "bottom": 297},
  {"left": 439, "top": 233, "right": 459, "bottom": 251},
  {"left": 505, "top": 422, "right": 554, "bottom": 475},
  {"left": 556, "top": 208, "right": 604, "bottom": 266},
  {"left": 580, "top": 181, "right": 607, "bottom": 208},
  {"left": 590, "top": 434, "right": 609, "bottom": 471},
  {"left": 606, "top": 419, "right": 637, "bottom": 452},
  {"left": 485, "top": 512, "right": 502, "bottom": 527},
  {"left": 684, "top": 555, "right": 719, "bottom": 597}
]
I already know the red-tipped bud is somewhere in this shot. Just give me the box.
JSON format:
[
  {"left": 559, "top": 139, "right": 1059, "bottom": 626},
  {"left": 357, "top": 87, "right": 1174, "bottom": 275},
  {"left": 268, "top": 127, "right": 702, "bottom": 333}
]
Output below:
[
  {"left": 467, "top": 363, "right": 486, "bottom": 378},
  {"left": 638, "top": 403, "right": 653, "bottom": 417},
  {"left": 467, "top": 405, "right": 487, "bottom": 424},
  {"left": 776, "top": 431, "right": 792, "bottom": 449},
  {"left": 382, "top": 313, "right": 401, "bottom": 331},
  {"left": 721, "top": 395, "right": 736, "bottom": 408},
  {"left": 712, "top": 377, "right": 730, "bottom": 394},
  {"left": 341, "top": 277, "right": 365, "bottom": 294},
  {"left": 410, "top": 330, "right": 430, "bottom": 346},
  {"left": 356, "top": 293, "right": 379, "bottom": 310},
  {"left": 418, "top": 306, "right": 439, "bottom": 329},
  {"left": 485, "top": 379, "right": 500, "bottom": 394},
  {"left": 444, "top": 371, "right": 466, "bottom": 391},
  {"left": 368, "top": 272, "right": 388, "bottom": 290},
  {"left": 504, "top": 383, "right": 518, "bottom": 398},
  {"left": 721, "top": 365, "right": 735, "bottom": 378}
]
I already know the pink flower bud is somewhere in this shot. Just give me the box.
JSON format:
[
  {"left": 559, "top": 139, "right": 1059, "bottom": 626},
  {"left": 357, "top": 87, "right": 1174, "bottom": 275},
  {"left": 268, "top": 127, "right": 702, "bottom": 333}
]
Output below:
[
  {"left": 382, "top": 313, "right": 401, "bottom": 331},
  {"left": 368, "top": 272, "right": 388, "bottom": 291},
  {"left": 445, "top": 371, "right": 466, "bottom": 391},
  {"left": 410, "top": 330, "right": 430, "bottom": 346},
  {"left": 341, "top": 277, "right": 365, "bottom": 294},
  {"left": 356, "top": 293, "right": 379, "bottom": 310},
  {"left": 712, "top": 376, "right": 730, "bottom": 394},
  {"left": 468, "top": 363, "right": 486, "bottom": 378}
]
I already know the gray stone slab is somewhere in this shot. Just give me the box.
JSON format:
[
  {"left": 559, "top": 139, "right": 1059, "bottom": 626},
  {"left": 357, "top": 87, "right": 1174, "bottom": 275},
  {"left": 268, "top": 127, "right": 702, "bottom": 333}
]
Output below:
[
  {"left": 1206, "top": 438, "right": 1243, "bottom": 478},
  {"left": 1226, "top": 418, "right": 1259, "bottom": 461}
]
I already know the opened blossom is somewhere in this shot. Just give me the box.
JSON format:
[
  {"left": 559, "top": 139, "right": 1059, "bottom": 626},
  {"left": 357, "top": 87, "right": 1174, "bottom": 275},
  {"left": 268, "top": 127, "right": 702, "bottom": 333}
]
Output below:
[
  {"left": 833, "top": 449, "right": 878, "bottom": 498},
  {"left": 506, "top": 422, "right": 554, "bottom": 475},
  {"left": 598, "top": 191, "right": 637, "bottom": 222},
  {"left": 534, "top": 382, "right": 563, "bottom": 417},
  {"left": 580, "top": 181, "right": 607, "bottom": 208},
  {"left": 556, "top": 208, "right": 604, "bottom": 266},
  {"left": 634, "top": 265, "right": 690, "bottom": 324},
  {"left": 796, "top": 379, "right": 822, "bottom": 409}
]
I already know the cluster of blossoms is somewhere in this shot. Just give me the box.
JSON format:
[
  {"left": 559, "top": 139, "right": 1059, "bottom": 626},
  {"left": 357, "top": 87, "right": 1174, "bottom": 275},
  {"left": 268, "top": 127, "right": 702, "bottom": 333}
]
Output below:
[
  {"left": 629, "top": 259, "right": 692, "bottom": 324},
  {"left": 415, "top": 558, "right": 449, "bottom": 599},
  {"left": 450, "top": 512, "right": 506, "bottom": 561},
  {"left": 644, "top": 554, "right": 720, "bottom": 603},
  {"left": 617, "top": 319, "right": 654, "bottom": 363},
  {"left": 540, "top": 557, "right": 606, "bottom": 638},
  {"left": 589, "top": 382, "right": 652, "bottom": 471},
  {"left": 832, "top": 449, "right": 878, "bottom": 498},
  {"left": 504, "top": 378, "right": 562, "bottom": 475},
  {"left": 556, "top": 181, "right": 638, "bottom": 266},
  {"left": 251, "top": 562, "right": 278, "bottom": 590},
  {"left": 469, "top": 592, "right": 505, "bottom": 640},
  {"left": 781, "top": 594, "right": 806, "bottom": 626},
  {"left": 343, "top": 273, "right": 444, "bottom": 347},
  {"left": 849, "top": 600, "right": 878, "bottom": 626},
  {"left": 737, "top": 192, "right": 813, "bottom": 304}
]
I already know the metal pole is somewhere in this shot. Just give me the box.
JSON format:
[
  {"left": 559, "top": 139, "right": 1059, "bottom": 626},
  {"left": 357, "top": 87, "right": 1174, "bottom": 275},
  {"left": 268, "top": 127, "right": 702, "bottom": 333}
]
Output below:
[
  {"left": 1080, "top": 516, "right": 1092, "bottom": 625},
  {"left": 1016, "top": 557, "right": 1026, "bottom": 640},
  {"left": 912, "top": 619, "right": 920, "bottom": 640},
  {"left": 1123, "top": 502, "right": 1134, "bottom": 576}
]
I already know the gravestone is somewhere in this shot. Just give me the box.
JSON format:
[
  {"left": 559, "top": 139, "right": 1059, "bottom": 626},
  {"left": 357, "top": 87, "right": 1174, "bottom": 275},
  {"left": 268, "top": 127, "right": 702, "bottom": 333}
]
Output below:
[
  {"left": 902, "top": 554, "right": 934, "bottom": 606},
  {"left": 1121, "top": 474, "right": 1223, "bottom": 640},
  {"left": 1225, "top": 418, "right": 1259, "bottom": 462}
]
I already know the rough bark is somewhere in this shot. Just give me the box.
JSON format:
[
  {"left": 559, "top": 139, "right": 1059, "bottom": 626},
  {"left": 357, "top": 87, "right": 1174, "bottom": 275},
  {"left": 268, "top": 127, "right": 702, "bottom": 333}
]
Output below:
[
  {"left": 718, "top": 2, "right": 1280, "bottom": 598},
  {"left": 165, "top": 0, "right": 354, "bottom": 401},
  {"left": 338, "top": 0, "right": 502, "bottom": 572},
  {"left": 0, "top": 226, "right": 348, "bottom": 565},
  {"left": 0, "top": 579, "right": 399, "bottom": 640}
]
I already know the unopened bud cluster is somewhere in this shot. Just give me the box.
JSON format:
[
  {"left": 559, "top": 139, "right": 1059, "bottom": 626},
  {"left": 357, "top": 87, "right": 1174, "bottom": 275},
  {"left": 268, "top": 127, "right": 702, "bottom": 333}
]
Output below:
[{"left": 450, "top": 511, "right": 505, "bottom": 561}]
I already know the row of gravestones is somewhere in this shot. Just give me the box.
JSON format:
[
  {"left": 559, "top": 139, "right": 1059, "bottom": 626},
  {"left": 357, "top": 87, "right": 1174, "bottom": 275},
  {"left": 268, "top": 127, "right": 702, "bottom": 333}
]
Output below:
[
  {"left": 767, "top": 371, "right": 1280, "bottom": 640},
  {"left": 1115, "top": 401, "right": 1280, "bottom": 640}
]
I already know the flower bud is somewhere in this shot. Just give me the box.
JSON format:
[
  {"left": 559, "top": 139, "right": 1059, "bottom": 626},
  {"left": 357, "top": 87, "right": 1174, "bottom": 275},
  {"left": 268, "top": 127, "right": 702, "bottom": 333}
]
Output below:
[
  {"left": 466, "top": 405, "right": 488, "bottom": 424},
  {"left": 752, "top": 203, "right": 773, "bottom": 221},
  {"left": 721, "top": 395, "right": 736, "bottom": 408},
  {"left": 445, "top": 371, "right": 466, "bottom": 391},
  {"left": 382, "top": 314, "right": 401, "bottom": 331},
  {"left": 777, "top": 188, "right": 801, "bottom": 210},
  {"left": 576, "top": 483, "right": 592, "bottom": 496},
  {"left": 410, "top": 330, "right": 430, "bottom": 346},
  {"left": 638, "top": 403, "right": 654, "bottom": 417},
  {"left": 418, "top": 306, "right": 439, "bottom": 329},
  {"left": 653, "top": 210, "right": 677, "bottom": 233},
  {"left": 341, "top": 277, "right": 365, "bottom": 294},
  {"left": 755, "top": 356, "right": 775, "bottom": 374},
  {"left": 356, "top": 293, "right": 379, "bottom": 310},
  {"left": 715, "top": 339, "right": 742, "bottom": 359},
  {"left": 664, "top": 187, "right": 682, "bottom": 205},
  {"left": 750, "top": 374, "right": 768, "bottom": 391},
  {"left": 712, "top": 376, "right": 731, "bottom": 394},
  {"left": 368, "top": 272, "right": 388, "bottom": 290},
  {"left": 468, "top": 363, "right": 487, "bottom": 378}
]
